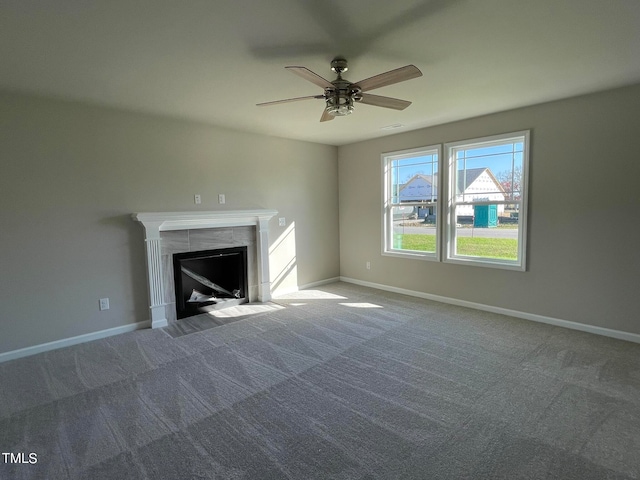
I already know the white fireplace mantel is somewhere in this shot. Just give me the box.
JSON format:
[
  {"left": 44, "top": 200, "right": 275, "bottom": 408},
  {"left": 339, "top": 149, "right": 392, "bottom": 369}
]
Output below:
[{"left": 132, "top": 209, "right": 277, "bottom": 328}]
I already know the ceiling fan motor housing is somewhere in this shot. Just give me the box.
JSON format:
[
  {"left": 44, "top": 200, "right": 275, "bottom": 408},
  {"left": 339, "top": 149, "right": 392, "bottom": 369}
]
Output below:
[{"left": 325, "top": 76, "right": 362, "bottom": 116}]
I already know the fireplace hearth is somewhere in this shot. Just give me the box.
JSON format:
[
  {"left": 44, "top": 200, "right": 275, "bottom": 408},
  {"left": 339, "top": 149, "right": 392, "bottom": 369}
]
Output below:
[{"left": 173, "top": 246, "right": 248, "bottom": 319}]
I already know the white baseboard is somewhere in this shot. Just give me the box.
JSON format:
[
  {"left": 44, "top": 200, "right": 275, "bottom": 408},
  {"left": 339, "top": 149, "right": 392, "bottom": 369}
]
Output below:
[
  {"left": 340, "top": 276, "right": 640, "bottom": 345},
  {"left": 0, "top": 275, "right": 343, "bottom": 363},
  {"left": 0, "top": 320, "right": 152, "bottom": 363},
  {"left": 151, "top": 319, "right": 169, "bottom": 329},
  {"left": 5, "top": 274, "right": 637, "bottom": 363}
]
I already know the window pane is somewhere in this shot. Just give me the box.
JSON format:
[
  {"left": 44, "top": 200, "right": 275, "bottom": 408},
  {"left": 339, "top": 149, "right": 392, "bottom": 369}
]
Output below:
[
  {"left": 446, "top": 132, "right": 528, "bottom": 268},
  {"left": 390, "top": 153, "right": 439, "bottom": 204},
  {"left": 390, "top": 206, "right": 437, "bottom": 253},
  {"left": 385, "top": 147, "right": 440, "bottom": 257},
  {"left": 452, "top": 202, "right": 520, "bottom": 261},
  {"left": 454, "top": 143, "right": 523, "bottom": 204}
]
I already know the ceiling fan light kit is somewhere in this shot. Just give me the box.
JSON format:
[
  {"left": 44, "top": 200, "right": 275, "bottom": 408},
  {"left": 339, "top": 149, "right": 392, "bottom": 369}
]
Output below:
[
  {"left": 258, "top": 57, "right": 422, "bottom": 122},
  {"left": 326, "top": 93, "right": 354, "bottom": 117}
]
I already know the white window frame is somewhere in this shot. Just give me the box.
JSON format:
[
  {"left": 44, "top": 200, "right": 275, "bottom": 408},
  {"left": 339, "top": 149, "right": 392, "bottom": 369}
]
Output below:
[
  {"left": 444, "top": 131, "right": 530, "bottom": 271},
  {"left": 382, "top": 145, "right": 442, "bottom": 260}
]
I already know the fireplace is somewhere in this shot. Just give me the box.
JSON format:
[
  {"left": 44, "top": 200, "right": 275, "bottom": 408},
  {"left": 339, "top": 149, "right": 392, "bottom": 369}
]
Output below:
[
  {"left": 173, "top": 246, "right": 248, "bottom": 319},
  {"left": 132, "top": 209, "right": 278, "bottom": 328}
]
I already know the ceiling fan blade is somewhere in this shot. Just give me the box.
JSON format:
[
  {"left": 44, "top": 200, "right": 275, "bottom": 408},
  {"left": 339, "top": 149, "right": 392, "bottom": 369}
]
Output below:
[
  {"left": 257, "top": 95, "right": 324, "bottom": 107},
  {"left": 286, "top": 66, "right": 335, "bottom": 89},
  {"left": 355, "top": 65, "right": 422, "bottom": 92},
  {"left": 320, "top": 108, "right": 335, "bottom": 122},
  {"left": 358, "top": 93, "right": 412, "bottom": 110}
]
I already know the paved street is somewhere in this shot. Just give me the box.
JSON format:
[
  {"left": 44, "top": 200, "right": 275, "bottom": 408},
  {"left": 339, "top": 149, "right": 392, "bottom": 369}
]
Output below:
[{"left": 394, "top": 223, "right": 518, "bottom": 238}]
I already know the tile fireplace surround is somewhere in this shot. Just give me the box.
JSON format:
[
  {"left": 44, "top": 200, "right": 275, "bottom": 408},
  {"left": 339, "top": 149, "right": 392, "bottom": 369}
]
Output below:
[{"left": 132, "top": 210, "right": 277, "bottom": 328}]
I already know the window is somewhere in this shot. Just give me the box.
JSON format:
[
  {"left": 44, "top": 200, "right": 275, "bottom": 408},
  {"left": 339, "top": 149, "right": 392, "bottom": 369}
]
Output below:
[
  {"left": 382, "top": 131, "right": 530, "bottom": 271},
  {"left": 382, "top": 145, "right": 441, "bottom": 259},
  {"left": 445, "top": 131, "right": 529, "bottom": 270}
]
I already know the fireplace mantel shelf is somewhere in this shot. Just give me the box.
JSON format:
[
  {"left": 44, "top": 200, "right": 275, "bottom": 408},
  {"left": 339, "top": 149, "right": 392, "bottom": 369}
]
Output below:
[
  {"left": 132, "top": 209, "right": 278, "bottom": 237},
  {"left": 132, "top": 209, "right": 278, "bottom": 328}
]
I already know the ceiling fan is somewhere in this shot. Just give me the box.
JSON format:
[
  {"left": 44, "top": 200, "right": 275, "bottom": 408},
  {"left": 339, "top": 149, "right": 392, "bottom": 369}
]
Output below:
[{"left": 257, "top": 58, "right": 423, "bottom": 122}]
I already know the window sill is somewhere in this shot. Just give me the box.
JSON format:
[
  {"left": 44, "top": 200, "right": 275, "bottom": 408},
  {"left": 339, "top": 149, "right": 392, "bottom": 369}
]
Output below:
[
  {"left": 382, "top": 250, "right": 439, "bottom": 261},
  {"left": 444, "top": 255, "right": 526, "bottom": 271}
]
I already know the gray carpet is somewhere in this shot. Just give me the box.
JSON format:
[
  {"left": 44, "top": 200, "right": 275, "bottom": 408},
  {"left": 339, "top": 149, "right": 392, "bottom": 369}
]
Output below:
[{"left": 1, "top": 282, "right": 640, "bottom": 479}]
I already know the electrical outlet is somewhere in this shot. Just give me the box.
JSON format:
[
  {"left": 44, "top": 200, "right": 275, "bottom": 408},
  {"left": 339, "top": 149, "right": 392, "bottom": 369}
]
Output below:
[
  {"left": 218, "top": 194, "right": 226, "bottom": 204},
  {"left": 279, "top": 217, "right": 286, "bottom": 226},
  {"left": 194, "top": 194, "right": 201, "bottom": 204},
  {"left": 366, "top": 261, "right": 371, "bottom": 270},
  {"left": 99, "top": 298, "right": 110, "bottom": 311}
]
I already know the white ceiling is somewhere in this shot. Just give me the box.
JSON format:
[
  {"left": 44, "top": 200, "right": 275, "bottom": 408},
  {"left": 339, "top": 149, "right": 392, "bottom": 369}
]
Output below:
[{"left": 2, "top": 0, "right": 640, "bottom": 146}]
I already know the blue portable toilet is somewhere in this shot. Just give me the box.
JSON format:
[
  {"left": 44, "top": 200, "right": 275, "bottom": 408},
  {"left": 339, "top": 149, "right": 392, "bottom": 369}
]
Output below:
[{"left": 474, "top": 205, "right": 498, "bottom": 228}]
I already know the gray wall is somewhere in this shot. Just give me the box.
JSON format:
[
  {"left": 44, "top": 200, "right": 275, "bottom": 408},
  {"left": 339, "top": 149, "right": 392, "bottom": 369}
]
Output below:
[
  {"left": 0, "top": 92, "right": 339, "bottom": 354},
  {"left": 338, "top": 83, "right": 640, "bottom": 335},
  {"left": 3, "top": 83, "right": 640, "bottom": 356}
]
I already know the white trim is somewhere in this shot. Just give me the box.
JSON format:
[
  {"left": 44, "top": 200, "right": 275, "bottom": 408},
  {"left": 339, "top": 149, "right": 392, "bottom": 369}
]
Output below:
[
  {"left": 442, "top": 256, "right": 526, "bottom": 271},
  {"left": 5, "top": 275, "right": 638, "bottom": 363},
  {"left": 0, "top": 320, "right": 152, "bottom": 363},
  {"left": 381, "top": 250, "right": 438, "bottom": 261},
  {"left": 132, "top": 209, "right": 279, "bottom": 236},
  {"left": 339, "top": 276, "right": 640, "bottom": 345}
]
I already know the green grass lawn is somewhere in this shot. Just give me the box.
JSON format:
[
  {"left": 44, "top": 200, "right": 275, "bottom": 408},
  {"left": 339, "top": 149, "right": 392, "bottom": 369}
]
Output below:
[{"left": 394, "top": 234, "right": 518, "bottom": 260}]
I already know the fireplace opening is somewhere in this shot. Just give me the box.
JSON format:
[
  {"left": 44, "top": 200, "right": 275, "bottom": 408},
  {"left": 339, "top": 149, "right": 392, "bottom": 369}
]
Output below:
[{"left": 173, "top": 246, "right": 248, "bottom": 320}]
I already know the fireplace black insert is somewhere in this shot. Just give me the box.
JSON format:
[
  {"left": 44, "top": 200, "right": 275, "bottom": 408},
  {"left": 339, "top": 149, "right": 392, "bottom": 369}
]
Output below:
[{"left": 173, "top": 246, "right": 248, "bottom": 319}]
